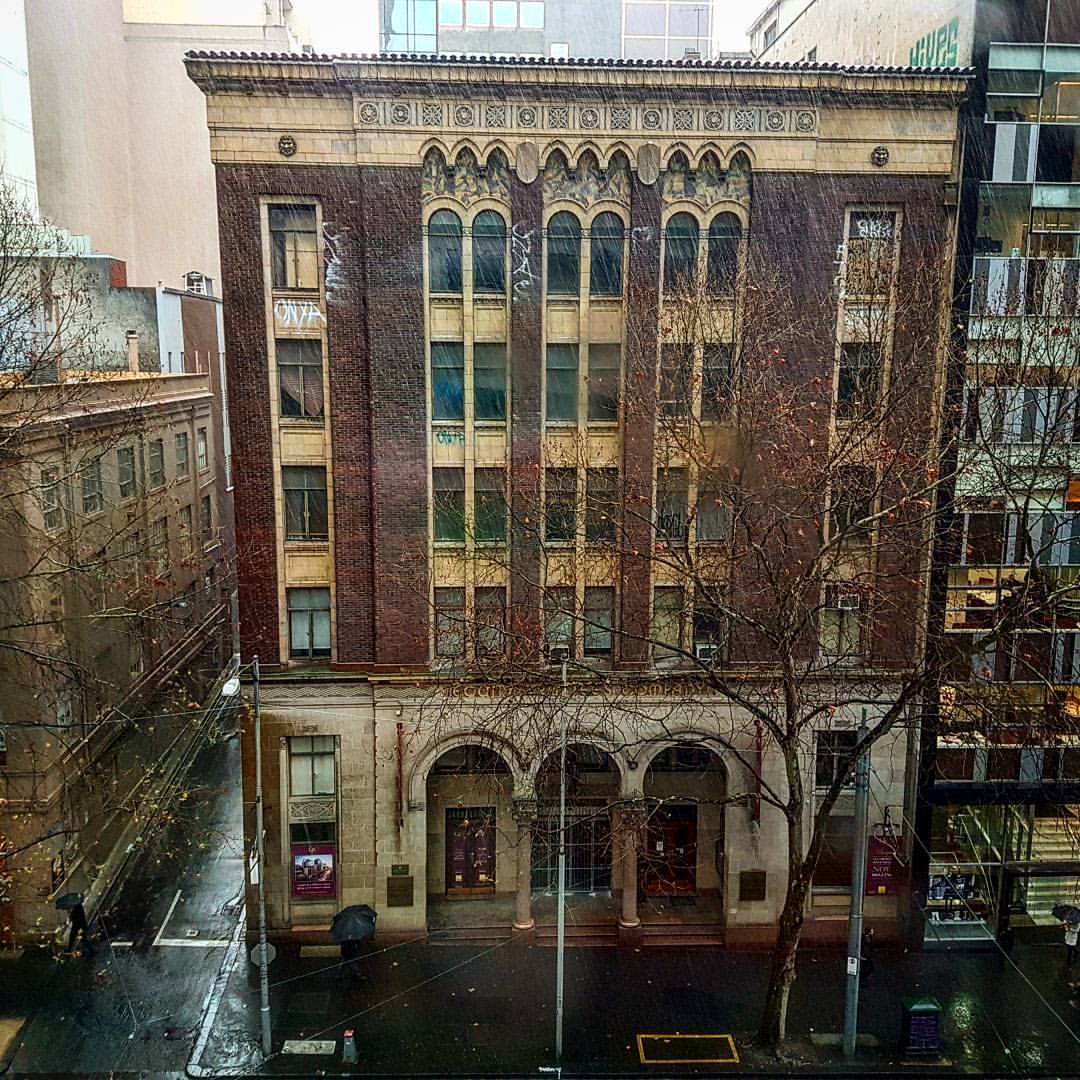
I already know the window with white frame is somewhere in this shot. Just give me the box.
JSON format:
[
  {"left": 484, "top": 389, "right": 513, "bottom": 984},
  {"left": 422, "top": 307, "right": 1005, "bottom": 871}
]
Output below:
[
  {"left": 117, "top": 446, "right": 137, "bottom": 500},
  {"left": 148, "top": 439, "right": 165, "bottom": 488},
  {"left": 289, "top": 735, "right": 336, "bottom": 795},
  {"left": 269, "top": 205, "right": 319, "bottom": 291},
  {"left": 175, "top": 432, "right": 190, "bottom": 477},
  {"left": 288, "top": 588, "right": 332, "bottom": 660},
  {"left": 815, "top": 729, "right": 860, "bottom": 789},
  {"left": 39, "top": 468, "right": 62, "bottom": 532},
  {"left": 81, "top": 458, "right": 103, "bottom": 515}
]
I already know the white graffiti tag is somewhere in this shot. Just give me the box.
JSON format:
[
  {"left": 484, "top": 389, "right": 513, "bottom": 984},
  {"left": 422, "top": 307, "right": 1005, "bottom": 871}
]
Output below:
[
  {"left": 274, "top": 298, "right": 326, "bottom": 328},
  {"left": 511, "top": 223, "right": 538, "bottom": 298}
]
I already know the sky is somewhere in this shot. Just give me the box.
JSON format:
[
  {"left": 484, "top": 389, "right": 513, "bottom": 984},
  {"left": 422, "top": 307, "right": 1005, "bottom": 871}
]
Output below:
[{"left": 298, "top": 0, "right": 760, "bottom": 55}]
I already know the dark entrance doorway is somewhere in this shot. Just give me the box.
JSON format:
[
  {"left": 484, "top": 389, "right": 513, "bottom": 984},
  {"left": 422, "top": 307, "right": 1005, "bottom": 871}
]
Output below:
[
  {"left": 642, "top": 805, "right": 698, "bottom": 895},
  {"left": 445, "top": 807, "right": 496, "bottom": 895}
]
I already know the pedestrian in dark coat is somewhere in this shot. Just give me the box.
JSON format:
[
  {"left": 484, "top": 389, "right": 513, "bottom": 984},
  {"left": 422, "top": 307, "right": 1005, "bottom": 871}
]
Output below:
[
  {"left": 860, "top": 926, "right": 876, "bottom": 980},
  {"left": 67, "top": 903, "right": 94, "bottom": 957},
  {"left": 339, "top": 938, "right": 362, "bottom": 982}
]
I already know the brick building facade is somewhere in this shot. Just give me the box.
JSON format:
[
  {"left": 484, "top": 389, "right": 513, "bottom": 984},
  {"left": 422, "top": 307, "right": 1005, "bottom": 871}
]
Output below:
[{"left": 188, "top": 53, "right": 965, "bottom": 945}]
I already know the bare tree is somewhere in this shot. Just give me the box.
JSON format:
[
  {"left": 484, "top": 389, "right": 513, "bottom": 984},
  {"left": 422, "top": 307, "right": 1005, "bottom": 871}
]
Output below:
[
  {"left": 388, "top": 206, "right": 984, "bottom": 1053},
  {"left": 0, "top": 175, "right": 232, "bottom": 942}
]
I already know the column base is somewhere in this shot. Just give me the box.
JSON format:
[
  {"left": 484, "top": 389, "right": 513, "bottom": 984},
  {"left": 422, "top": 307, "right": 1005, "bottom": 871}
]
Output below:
[{"left": 617, "top": 918, "right": 643, "bottom": 947}]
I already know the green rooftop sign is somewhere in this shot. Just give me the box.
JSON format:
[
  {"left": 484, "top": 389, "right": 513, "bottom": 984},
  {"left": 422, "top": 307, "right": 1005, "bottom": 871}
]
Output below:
[{"left": 910, "top": 17, "right": 959, "bottom": 68}]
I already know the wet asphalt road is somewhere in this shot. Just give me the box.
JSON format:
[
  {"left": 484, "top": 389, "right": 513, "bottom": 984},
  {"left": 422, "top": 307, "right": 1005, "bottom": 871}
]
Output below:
[{"left": 1, "top": 729, "right": 244, "bottom": 1077}]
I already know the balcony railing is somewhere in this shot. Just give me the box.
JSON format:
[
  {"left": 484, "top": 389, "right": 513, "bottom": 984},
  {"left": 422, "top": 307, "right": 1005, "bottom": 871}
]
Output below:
[{"left": 972, "top": 257, "right": 1080, "bottom": 318}]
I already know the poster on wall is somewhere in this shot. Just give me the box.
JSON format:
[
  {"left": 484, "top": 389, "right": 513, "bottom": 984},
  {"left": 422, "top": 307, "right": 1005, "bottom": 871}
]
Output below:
[
  {"left": 292, "top": 843, "right": 336, "bottom": 898},
  {"left": 866, "top": 835, "right": 903, "bottom": 895}
]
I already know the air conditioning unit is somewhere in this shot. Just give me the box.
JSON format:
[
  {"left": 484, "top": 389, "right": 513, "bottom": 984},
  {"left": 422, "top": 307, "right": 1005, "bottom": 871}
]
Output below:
[
  {"left": 836, "top": 593, "right": 861, "bottom": 611},
  {"left": 546, "top": 643, "right": 571, "bottom": 663},
  {"left": 695, "top": 642, "right": 719, "bottom": 662}
]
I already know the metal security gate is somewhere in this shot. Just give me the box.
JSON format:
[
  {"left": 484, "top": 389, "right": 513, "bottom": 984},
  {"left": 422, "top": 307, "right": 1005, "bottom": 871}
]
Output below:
[{"left": 531, "top": 804, "right": 612, "bottom": 893}]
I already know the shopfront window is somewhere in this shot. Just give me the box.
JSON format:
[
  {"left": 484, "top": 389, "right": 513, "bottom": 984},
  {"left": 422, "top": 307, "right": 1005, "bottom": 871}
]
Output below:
[{"left": 925, "top": 805, "right": 1005, "bottom": 944}]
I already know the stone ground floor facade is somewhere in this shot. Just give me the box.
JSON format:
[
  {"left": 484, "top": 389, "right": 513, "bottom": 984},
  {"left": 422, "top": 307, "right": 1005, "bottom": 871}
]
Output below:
[{"left": 247, "top": 677, "right": 912, "bottom": 947}]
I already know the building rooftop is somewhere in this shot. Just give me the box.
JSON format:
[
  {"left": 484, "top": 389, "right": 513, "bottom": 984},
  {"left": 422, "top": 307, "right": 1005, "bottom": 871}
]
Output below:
[{"left": 184, "top": 48, "right": 972, "bottom": 77}]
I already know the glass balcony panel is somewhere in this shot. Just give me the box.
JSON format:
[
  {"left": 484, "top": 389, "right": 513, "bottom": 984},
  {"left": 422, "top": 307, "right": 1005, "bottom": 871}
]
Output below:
[
  {"left": 975, "top": 183, "right": 1031, "bottom": 257},
  {"left": 1036, "top": 125, "right": 1080, "bottom": 183}
]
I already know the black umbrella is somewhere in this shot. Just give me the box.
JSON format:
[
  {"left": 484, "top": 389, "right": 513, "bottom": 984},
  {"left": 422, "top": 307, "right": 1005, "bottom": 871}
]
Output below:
[
  {"left": 54, "top": 892, "right": 84, "bottom": 911},
  {"left": 330, "top": 904, "right": 378, "bottom": 943},
  {"left": 1052, "top": 903, "right": 1080, "bottom": 923}
]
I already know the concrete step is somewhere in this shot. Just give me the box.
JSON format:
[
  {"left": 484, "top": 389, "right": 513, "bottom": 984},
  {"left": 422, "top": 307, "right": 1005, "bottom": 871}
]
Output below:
[
  {"left": 642, "top": 923, "right": 725, "bottom": 947},
  {"left": 534, "top": 924, "right": 618, "bottom": 948},
  {"left": 427, "top": 925, "right": 513, "bottom": 946}
]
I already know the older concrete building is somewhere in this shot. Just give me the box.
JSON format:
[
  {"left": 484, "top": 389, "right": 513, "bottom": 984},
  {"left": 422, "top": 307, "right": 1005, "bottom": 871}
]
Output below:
[
  {"left": 187, "top": 51, "right": 965, "bottom": 946},
  {"left": 0, "top": 246, "right": 235, "bottom": 946}
]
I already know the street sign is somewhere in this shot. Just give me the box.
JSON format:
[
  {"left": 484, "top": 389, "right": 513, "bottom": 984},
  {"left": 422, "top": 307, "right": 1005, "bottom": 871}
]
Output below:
[{"left": 249, "top": 942, "right": 277, "bottom": 966}]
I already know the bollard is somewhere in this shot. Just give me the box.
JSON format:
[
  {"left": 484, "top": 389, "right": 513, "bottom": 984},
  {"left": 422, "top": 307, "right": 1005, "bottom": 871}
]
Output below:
[{"left": 342, "top": 1028, "right": 358, "bottom": 1065}]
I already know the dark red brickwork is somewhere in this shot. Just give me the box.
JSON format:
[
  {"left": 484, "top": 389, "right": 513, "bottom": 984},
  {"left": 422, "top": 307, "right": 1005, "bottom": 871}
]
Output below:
[
  {"left": 217, "top": 153, "right": 948, "bottom": 673},
  {"left": 743, "top": 171, "right": 951, "bottom": 667},
  {"left": 508, "top": 173, "right": 544, "bottom": 663},
  {"left": 216, "top": 166, "right": 282, "bottom": 663},
  {"left": 359, "top": 167, "right": 429, "bottom": 666},
  {"left": 618, "top": 177, "right": 662, "bottom": 667},
  {"left": 216, "top": 164, "right": 378, "bottom": 665}
]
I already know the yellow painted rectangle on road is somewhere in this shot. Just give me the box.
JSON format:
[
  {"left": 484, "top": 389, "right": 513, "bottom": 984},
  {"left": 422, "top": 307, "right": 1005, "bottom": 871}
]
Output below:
[
  {"left": 0, "top": 1018, "right": 25, "bottom": 1062},
  {"left": 637, "top": 1033, "right": 739, "bottom": 1065}
]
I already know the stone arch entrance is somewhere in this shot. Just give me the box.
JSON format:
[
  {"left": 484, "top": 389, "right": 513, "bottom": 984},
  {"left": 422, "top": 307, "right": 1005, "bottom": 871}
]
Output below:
[
  {"left": 533, "top": 743, "right": 621, "bottom": 895},
  {"left": 641, "top": 743, "right": 727, "bottom": 918},
  {"left": 425, "top": 744, "right": 514, "bottom": 904}
]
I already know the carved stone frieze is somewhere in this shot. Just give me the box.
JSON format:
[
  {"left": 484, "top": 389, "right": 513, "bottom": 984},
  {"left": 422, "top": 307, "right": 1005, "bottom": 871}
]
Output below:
[
  {"left": 354, "top": 97, "right": 818, "bottom": 138},
  {"left": 422, "top": 148, "right": 511, "bottom": 205},
  {"left": 288, "top": 796, "right": 337, "bottom": 823},
  {"left": 661, "top": 152, "right": 752, "bottom": 208},
  {"left": 543, "top": 151, "right": 630, "bottom": 208}
]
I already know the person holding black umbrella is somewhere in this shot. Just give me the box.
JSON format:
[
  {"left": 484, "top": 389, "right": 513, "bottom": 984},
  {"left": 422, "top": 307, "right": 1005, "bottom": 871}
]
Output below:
[{"left": 330, "top": 905, "right": 377, "bottom": 983}]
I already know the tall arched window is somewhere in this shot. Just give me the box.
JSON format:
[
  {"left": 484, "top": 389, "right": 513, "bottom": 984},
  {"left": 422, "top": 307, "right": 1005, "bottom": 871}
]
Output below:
[
  {"left": 547, "top": 212, "right": 581, "bottom": 296},
  {"left": 590, "top": 212, "right": 624, "bottom": 296},
  {"left": 472, "top": 210, "right": 506, "bottom": 294},
  {"left": 664, "top": 213, "right": 699, "bottom": 292},
  {"left": 707, "top": 213, "right": 742, "bottom": 296},
  {"left": 429, "top": 209, "right": 463, "bottom": 294}
]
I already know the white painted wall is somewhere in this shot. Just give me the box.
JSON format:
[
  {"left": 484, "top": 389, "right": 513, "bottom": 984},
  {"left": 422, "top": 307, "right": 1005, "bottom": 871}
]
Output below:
[
  {"left": 155, "top": 286, "right": 184, "bottom": 372},
  {"left": 753, "top": 0, "right": 976, "bottom": 67}
]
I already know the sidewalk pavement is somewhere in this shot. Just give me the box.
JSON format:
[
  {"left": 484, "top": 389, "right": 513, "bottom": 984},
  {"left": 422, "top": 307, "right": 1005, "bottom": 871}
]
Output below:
[{"left": 190, "top": 935, "right": 1080, "bottom": 1077}]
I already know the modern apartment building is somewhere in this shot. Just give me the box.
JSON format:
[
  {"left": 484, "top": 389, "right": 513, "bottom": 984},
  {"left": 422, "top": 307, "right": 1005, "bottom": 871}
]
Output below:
[
  {"left": 187, "top": 50, "right": 964, "bottom": 946},
  {"left": 381, "top": 0, "right": 720, "bottom": 60},
  {"left": 753, "top": 0, "right": 1080, "bottom": 948},
  {"left": 0, "top": 251, "right": 234, "bottom": 943}
]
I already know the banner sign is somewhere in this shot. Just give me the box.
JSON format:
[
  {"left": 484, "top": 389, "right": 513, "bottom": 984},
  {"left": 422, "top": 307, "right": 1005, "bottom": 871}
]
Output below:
[
  {"left": 292, "top": 843, "right": 336, "bottom": 898},
  {"left": 866, "top": 835, "right": 902, "bottom": 895}
]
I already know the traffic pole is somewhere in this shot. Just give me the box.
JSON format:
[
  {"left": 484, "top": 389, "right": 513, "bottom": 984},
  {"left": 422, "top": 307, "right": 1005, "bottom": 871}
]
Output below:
[{"left": 843, "top": 718, "right": 871, "bottom": 1059}]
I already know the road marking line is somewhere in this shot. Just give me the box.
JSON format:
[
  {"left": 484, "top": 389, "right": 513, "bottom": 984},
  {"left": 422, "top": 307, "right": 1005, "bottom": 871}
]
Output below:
[
  {"left": 110, "top": 941, "right": 135, "bottom": 948},
  {"left": 636, "top": 1033, "right": 739, "bottom": 1066},
  {"left": 153, "top": 889, "right": 183, "bottom": 947},
  {"left": 156, "top": 938, "right": 233, "bottom": 948}
]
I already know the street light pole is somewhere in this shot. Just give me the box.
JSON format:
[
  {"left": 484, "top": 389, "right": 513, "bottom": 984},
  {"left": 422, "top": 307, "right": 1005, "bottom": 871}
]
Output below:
[
  {"left": 253, "top": 656, "right": 272, "bottom": 1059},
  {"left": 555, "top": 655, "right": 567, "bottom": 1065},
  {"left": 843, "top": 718, "right": 871, "bottom": 1059}
]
